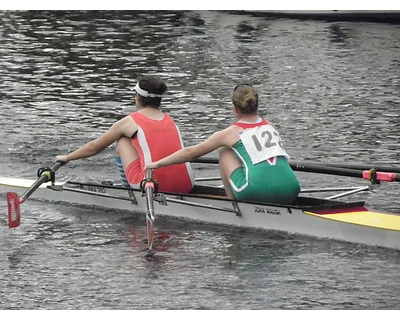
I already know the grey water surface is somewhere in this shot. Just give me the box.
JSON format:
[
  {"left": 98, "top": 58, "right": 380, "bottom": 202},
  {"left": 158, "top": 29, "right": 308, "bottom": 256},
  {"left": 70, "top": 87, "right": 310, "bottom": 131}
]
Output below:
[{"left": 0, "top": 10, "right": 399, "bottom": 310}]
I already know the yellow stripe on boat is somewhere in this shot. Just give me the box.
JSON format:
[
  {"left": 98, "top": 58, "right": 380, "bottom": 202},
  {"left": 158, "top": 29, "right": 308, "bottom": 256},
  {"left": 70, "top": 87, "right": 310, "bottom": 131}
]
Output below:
[{"left": 305, "top": 210, "right": 400, "bottom": 231}]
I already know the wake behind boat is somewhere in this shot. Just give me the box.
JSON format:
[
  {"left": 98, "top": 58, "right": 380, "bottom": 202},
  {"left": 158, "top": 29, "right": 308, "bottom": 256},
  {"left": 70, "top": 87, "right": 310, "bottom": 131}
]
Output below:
[{"left": 1, "top": 158, "right": 400, "bottom": 252}]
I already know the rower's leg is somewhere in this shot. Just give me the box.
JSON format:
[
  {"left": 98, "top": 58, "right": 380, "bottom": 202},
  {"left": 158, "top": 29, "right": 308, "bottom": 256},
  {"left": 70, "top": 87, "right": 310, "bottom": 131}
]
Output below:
[
  {"left": 115, "top": 156, "right": 130, "bottom": 188},
  {"left": 219, "top": 147, "right": 241, "bottom": 199},
  {"left": 116, "top": 137, "right": 139, "bottom": 187}
]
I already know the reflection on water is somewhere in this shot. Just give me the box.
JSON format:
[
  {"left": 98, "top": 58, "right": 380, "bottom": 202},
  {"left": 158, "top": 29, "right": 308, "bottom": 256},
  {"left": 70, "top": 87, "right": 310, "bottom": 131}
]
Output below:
[{"left": 328, "top": 23, "right": 349, "bottom": 45}]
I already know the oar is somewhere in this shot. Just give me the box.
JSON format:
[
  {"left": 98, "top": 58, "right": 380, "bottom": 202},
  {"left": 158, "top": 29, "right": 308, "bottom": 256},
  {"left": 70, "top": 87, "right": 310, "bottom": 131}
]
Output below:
[
  {"left": 193, "top": 157, "right": 219, "bottom": 165},
  {"left": 293, "top": 161, "right": 400, "bottom": 174},
  {"left": 7, "top": 161, "right": 65, "bottom": 228},
  {"left": 289, "top": 162, "right": 400, "bottom": 182},
  {"left": 192, "top": 157, "right": 400, "bottom": 182},
  {"left": 141, "top": 169, "right": 156, "bottom": 254}
]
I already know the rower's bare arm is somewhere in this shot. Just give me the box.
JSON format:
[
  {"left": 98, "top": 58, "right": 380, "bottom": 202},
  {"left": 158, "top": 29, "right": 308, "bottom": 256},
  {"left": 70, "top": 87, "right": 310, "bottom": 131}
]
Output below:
[
  {"left": 60, "top": 116, "right": 137, "bottom": 162},
  {"left": 147, "top": 129, "right": 231, "bottom": 169}
]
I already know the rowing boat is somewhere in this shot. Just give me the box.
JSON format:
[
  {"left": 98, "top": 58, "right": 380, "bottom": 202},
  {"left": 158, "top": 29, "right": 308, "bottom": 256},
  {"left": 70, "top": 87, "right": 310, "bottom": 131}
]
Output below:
[{"left": 1, "top": 158, "right": 400, "bottom": 252}]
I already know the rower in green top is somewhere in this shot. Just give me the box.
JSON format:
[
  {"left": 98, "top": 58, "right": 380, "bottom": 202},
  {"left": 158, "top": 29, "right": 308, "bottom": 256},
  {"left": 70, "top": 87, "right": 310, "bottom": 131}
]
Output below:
[{"left": 145, "top": 84, "right": 301, "bottom": 205}]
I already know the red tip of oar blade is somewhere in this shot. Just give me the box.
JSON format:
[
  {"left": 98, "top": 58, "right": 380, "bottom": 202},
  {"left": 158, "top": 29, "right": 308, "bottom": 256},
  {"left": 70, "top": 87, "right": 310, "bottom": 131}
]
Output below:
[
  {"left": 363, "top": 171, "right": 397, "bottom": 182},
  {"left": 7, "top": 192, "right": 21, "bottom": 228}
]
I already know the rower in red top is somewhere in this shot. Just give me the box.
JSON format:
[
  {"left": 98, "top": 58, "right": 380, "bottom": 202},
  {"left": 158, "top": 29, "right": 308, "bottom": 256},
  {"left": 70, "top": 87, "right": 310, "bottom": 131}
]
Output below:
[{"left": 56, "top": 75, "right": 195, "bottom": 194}]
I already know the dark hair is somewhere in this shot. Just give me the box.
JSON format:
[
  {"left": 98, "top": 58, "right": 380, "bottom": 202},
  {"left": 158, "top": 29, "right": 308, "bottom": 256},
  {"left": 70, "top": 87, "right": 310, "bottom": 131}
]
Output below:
[
  {"left": 137, "top": 75, "right": 167, "bottom": 108},
  {"left": 231, "top": 84, "right": 258, "bottom": 114}
]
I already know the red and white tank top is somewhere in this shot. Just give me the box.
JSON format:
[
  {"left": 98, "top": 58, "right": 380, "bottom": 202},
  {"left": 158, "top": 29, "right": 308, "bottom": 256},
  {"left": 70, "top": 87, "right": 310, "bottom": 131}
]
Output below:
[{"left": 130, "top": 112, "right": 195, "bottom": 193}]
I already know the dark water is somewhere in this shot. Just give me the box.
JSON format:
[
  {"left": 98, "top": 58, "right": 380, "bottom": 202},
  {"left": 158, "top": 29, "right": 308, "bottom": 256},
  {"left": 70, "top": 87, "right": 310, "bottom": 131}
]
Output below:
[{"left": 0, "top": 10, "right": 400, "bottom": 310}]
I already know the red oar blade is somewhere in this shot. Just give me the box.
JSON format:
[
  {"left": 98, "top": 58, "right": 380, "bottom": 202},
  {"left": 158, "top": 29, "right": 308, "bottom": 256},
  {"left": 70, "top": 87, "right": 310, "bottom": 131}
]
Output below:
[{"left": 7, "top": 192, "right": 21, "bottom": 228}]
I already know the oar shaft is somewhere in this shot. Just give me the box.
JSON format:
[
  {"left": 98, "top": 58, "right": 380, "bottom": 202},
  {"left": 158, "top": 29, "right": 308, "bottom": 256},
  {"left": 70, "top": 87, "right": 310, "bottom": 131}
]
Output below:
[
  {"left": 290, "top": 162, "right": 363, "bottom": 178},
  {"left": 193, "top": 157, "right": 400, "bottom": 182},
  {"left": 145, "top": 186, "right": 155, "bottom": 220},
  {"left": 193, "top": 157, "right": 219, "bottom": 164},
  {"left": 20, "top": 161, "right": 64, "bottom": 203},
  {"left": 296, "top": 161, "right": 400, "bottom": 174},
  {"left": 144, "top": 169, "right": 155, "bottom": 253},
  {"left": 290, "top": 162, "right": 400, "bottom": 182},
  {"left": 144, "top": 169, "right": 155, "bottom": 219}
]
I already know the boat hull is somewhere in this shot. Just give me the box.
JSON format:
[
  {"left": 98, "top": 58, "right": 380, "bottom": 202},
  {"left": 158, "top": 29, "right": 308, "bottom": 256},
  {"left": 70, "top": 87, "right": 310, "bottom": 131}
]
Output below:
[{"left": 1, "top": 177, "right": 400, "bottom": 250}]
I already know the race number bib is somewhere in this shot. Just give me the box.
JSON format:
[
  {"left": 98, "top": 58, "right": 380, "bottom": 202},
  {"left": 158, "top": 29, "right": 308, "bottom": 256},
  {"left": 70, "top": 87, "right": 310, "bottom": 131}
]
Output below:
[{"left": 238, "top": 124, "right": 289, "bottom": 164}]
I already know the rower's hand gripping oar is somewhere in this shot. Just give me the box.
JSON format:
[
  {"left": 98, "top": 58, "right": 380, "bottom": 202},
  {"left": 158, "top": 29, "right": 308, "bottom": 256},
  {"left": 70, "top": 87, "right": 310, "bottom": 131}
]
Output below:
[
  {"left": 7, "top": 161, "right": 65, "bottom": 228},
  {"left": 140, "top": 169, "right": 157, "bottom": 254}
]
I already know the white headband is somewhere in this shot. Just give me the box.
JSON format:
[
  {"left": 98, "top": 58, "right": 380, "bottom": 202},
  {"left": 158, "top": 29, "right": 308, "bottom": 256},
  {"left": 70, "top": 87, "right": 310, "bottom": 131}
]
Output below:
[{"left": 133, "top": 83, "right": 164, "bottom": 98}]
